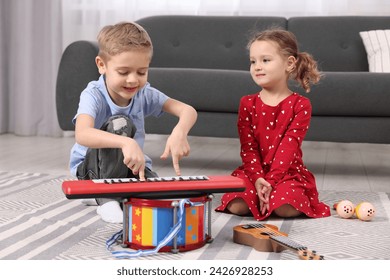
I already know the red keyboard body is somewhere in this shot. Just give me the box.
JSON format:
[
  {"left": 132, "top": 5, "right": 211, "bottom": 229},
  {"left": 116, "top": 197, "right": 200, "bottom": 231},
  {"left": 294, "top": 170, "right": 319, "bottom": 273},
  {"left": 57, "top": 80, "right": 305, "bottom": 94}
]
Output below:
[{"left": 62, "top": 175, "right": 246, "bottom": 199}]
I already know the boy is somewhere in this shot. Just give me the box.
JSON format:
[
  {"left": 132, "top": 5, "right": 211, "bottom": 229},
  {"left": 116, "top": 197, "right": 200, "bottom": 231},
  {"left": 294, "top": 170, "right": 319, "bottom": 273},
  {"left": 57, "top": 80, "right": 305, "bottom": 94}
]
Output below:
[{"left": 69, "top": 22, "right": 197, "bottom": 223}]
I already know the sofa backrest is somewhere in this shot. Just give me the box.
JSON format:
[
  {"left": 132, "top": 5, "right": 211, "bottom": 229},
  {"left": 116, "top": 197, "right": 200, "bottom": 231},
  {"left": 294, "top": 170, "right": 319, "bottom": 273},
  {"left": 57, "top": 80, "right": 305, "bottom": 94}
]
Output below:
[
  {"left": 56, "top": 41, "right": 99, "bottom": 131},
  {"left": 288, "top": 16, "right": 390, "bottom": 72},
  {"left": 136, "top": 15, "right": 287, "bottom": 71}
]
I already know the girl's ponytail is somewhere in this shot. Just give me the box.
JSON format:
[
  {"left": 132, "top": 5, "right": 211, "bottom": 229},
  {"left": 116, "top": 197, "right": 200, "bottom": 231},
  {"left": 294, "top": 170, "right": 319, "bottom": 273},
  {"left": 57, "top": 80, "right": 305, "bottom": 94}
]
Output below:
[{"left": 293, "top": 52, "right": 322, "bottom": 93}]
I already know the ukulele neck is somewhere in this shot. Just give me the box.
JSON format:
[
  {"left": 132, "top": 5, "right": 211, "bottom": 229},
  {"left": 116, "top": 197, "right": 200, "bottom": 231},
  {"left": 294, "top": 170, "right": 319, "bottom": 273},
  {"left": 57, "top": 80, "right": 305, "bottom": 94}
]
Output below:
[{"left": 269, "top": 235, "right": 306, "bottom": 252}]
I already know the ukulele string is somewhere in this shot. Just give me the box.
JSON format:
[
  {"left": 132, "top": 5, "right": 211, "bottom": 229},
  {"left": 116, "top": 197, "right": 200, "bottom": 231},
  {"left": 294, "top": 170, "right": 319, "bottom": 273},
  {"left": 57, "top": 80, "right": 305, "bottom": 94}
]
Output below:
[
  {"left": 250, "top": 224, "right": 285, "bottom": 237},
  {"left": 249, "top": 224, "right": 307, "bottom": 251}
]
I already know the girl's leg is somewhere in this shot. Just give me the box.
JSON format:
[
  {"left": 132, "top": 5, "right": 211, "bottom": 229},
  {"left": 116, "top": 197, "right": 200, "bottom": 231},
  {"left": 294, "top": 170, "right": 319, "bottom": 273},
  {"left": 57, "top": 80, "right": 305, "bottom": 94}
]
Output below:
[
  {"left": 226, "top": 198, "right": 250, "bottom": 216},
  {"left": 273, "top": 204, "right": 302, "bottom": 218}
]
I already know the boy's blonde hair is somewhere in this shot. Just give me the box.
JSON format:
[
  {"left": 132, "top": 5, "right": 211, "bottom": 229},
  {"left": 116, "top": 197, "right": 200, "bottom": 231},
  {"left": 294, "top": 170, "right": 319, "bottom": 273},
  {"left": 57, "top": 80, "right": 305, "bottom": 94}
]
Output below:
[
  {"left": 248, "top": 29, "right": 321, "bottom": 93},
  {"left": 97, "top": 22, "right": 153, "bottom": 60}
]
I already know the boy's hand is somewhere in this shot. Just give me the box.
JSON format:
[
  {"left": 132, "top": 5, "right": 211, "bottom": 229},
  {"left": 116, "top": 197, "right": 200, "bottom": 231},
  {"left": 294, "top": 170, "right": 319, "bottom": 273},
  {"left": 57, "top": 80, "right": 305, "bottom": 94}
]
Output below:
[
  {"left": 160, "top": 98, "right": 197, "bottom": 176},
  {"left": 160, "top": 132, "right": 190, "bottom": 176},
  {"left": 121, "top": 138, "right": 146, "bottom": 181}
]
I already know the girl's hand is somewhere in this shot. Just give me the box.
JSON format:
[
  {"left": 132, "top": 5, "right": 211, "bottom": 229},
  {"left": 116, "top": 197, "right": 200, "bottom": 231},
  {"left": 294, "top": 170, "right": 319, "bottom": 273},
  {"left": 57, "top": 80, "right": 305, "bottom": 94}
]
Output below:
[
  {"left": 255, "top": 178, "right": 272, "bottom": 215},
  {"left": 121, "top": 138, "right": 146, "bottom": 180}
]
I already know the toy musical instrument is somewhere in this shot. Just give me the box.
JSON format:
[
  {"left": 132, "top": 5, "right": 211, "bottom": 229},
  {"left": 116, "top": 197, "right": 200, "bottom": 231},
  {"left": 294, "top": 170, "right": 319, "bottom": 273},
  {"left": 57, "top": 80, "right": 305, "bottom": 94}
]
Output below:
[
  {"left": 355, "top": 202, "right": 376, "bottom": 221},
  {"left": 333, "top": 200, "right": 376, "bottom": 221},
  {"left": 122, "top": 196, "right": 210, "bottom": 253},
  {"left": 62, "top": 175, "right": 246, "bottom": 199},
  {"left": 62, "top": 175, "right": 246, "bottom": 257},
  {"left": 233, "top": 223, "right": 324, "bottom": 260},
  {"left": 335, "top": 200, "right": 355, "bottom": 219}
]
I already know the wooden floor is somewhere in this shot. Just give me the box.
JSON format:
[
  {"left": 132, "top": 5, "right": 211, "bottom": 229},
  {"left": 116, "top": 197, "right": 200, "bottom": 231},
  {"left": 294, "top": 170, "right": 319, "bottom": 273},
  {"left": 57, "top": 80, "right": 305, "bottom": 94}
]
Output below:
[{"left": 0, "top": 133, "right": 389, "bottom": 192}]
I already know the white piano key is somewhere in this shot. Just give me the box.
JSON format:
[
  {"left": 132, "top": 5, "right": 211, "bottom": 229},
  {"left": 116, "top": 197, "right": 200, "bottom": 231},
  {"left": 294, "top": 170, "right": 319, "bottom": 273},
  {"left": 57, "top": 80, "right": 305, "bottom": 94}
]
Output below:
[{"left": 92, "top": 175, "right": 209, "bottom": 184}]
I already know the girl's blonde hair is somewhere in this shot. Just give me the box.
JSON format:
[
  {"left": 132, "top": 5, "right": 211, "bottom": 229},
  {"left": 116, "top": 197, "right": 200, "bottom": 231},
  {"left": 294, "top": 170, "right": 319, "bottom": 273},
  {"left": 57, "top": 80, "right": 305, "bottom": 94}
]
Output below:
[
  {"left": 248, "top": 29, "right": 321, "bottom": 93},
  {"left": 97, "top": 22, "right": 153, "bottom": 60}
]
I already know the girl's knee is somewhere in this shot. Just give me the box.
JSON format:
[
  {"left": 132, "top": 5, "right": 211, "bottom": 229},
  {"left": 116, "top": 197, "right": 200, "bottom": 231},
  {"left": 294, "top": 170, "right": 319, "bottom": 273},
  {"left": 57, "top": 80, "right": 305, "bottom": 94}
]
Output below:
[
  {"left": 226, "top": 198, "right": 250, "bottom": 216},
  {"left": 273, "top": 204, "right": 302, "bottom": 218}
]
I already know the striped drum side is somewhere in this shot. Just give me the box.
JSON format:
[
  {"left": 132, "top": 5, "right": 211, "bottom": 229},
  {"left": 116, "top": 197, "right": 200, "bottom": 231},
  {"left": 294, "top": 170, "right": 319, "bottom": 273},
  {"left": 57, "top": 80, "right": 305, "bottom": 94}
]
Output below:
[{"left": 124, "top": 196, "right": 211, "bottom": 252}]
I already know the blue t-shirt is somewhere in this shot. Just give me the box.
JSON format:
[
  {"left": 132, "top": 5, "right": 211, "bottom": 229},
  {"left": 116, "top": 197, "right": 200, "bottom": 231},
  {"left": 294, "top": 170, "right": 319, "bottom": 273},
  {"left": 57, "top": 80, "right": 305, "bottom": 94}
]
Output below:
[{"left": 69, "top": 75, "right": 169, "bottom": 176}]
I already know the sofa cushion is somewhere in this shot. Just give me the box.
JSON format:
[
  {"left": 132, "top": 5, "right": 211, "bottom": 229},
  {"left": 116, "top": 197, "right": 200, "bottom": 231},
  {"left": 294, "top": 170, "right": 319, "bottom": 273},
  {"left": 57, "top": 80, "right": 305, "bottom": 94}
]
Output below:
[
  {"left": 145, "top": 111, "right": 240, "bottom": 138},
  {"left": 360, "top": 29, "right": 390, "bottom": 72},
  {"left": 290, "top": 72, "right": 390, "bottom": 117},
  {"left": 137, "top": 15, "right": 287, "bottom": 71},
  {"left": 288, "top": 16, "right": 390, "bottom": 72}
]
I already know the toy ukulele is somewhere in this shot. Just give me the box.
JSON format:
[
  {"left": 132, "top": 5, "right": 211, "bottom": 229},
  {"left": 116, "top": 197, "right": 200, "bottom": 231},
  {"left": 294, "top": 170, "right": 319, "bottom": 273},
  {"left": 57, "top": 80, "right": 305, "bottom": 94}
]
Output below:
[{"left": 233, "top": 224, "right": 324, "bottom": 260}]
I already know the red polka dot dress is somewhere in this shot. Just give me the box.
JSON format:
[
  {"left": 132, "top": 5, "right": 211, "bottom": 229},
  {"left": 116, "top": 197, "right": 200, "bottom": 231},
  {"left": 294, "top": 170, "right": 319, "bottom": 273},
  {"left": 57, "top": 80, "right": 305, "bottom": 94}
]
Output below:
[{"left": 216, "top": 92, "right": 331, "bottom": 220}]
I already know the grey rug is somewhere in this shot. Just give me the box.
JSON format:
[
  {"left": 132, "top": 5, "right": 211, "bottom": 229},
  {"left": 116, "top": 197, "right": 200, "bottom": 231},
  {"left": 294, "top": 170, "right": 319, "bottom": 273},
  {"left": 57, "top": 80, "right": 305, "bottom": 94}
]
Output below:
[{"left": 1, "top": 171, "right": 389, "bottom": 260}]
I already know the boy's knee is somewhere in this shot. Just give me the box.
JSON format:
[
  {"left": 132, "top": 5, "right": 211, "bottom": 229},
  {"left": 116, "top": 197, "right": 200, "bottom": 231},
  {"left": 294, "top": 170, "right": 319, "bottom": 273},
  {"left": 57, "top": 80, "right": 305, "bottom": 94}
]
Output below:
[{"left": 104, "top": 115, "right": 136, "bottom": 137}]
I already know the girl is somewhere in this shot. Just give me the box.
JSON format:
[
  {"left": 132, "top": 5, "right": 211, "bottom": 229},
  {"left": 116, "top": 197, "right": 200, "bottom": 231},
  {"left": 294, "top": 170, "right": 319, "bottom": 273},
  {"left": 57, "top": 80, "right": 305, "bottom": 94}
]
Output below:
[{"left": 216, "top": 29, "right": 330, "bottom": 220}]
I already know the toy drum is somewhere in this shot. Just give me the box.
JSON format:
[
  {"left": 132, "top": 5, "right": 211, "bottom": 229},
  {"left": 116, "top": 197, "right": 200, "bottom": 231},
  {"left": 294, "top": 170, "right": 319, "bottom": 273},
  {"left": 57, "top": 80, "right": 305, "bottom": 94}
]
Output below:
[{"left": 122, "top": 196, "right": 212, "bottom": 253}]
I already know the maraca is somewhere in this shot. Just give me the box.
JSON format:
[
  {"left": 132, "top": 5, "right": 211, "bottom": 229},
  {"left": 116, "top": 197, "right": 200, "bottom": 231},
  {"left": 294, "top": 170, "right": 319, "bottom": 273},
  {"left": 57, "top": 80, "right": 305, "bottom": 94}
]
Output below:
[
  {"left": 334, "top": 200, "right": 355, "bottom": 219},
  {"left": 355, "top": 202, "right": 376, "bottom": 221}
]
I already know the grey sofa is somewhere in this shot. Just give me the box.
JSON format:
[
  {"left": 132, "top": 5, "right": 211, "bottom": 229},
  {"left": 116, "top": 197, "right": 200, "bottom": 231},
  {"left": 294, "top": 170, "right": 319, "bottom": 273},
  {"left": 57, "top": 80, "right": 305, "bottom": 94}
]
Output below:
[{"left": 56, "top": 15, "right": 390, "bottom": 143}]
